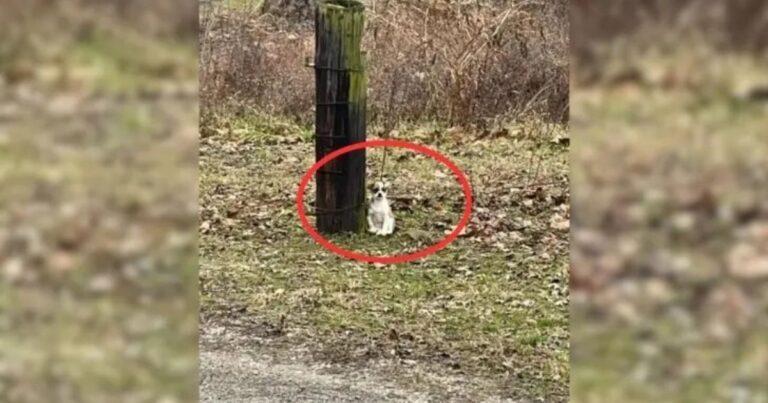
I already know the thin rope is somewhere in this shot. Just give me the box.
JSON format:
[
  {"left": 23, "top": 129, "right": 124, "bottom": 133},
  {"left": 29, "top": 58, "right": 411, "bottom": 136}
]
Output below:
[
  {"left": 311, "top": 202, "right": 365, "bottom": 216},
  {"left": 378, "top": 134, "right": 388, "bottom": 183},
  {"left": 378, "top": 82, "right": 398, "bottom": 184}
]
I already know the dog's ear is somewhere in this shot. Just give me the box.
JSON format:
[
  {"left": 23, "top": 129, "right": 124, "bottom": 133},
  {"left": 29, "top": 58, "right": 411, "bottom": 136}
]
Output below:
[{"left": 382, "top": 180, "right": 391, "bottom": 190}]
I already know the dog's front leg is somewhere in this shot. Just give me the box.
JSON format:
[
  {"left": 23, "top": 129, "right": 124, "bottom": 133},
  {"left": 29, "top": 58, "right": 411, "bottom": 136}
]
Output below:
[
  {"left": 367, "top": 215, "right": 377, "bottom": 233},
  {"left": 374, "top": 224, "right": 387, "bottom": 236},
  {"left": 383, "top": 216, "right": 395, "bottom": 235}
]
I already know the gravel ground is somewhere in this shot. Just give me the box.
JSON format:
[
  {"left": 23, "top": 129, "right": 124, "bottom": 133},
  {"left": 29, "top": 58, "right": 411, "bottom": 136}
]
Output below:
[
  {"left": 199, "top": 324, "right": 522, "bottom": 403},
  {"left": 200, "top": 349, "right": 417, "bottom": 402}
]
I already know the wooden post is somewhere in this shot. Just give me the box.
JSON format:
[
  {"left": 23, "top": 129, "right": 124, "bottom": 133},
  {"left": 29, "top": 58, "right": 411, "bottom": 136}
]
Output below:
[{"left": 314, "top": 0, "right": 366, "bottom": 234}]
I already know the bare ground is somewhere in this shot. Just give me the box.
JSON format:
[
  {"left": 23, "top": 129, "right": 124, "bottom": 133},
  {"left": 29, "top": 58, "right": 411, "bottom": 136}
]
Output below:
[{"left": 200, "top": 321, "right": 531, "bottom": 402}]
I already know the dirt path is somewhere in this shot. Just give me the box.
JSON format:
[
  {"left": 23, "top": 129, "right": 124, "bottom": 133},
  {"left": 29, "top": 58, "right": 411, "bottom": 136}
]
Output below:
[
  {"left": 200, "top": 349, "right": 419, "bottom": 402},
  {"left": 199, "top": 324, "right": 518, "bottom": 403}
]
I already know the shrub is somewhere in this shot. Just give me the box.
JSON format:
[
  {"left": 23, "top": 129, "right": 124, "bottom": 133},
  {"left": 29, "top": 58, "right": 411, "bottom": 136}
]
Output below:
[{"left": 200, "top": 0, "right": 569, "bottom": 127}]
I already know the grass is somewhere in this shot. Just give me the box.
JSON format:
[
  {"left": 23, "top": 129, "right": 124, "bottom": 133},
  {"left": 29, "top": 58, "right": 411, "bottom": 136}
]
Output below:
[{"left": 200, "top": 112, "right": 569, "bottom": 400}]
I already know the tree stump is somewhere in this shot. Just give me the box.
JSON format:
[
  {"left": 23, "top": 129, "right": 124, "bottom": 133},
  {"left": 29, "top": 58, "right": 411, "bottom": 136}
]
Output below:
[{"left": 314, "top": 0, "right": 367, "bottom": 234}]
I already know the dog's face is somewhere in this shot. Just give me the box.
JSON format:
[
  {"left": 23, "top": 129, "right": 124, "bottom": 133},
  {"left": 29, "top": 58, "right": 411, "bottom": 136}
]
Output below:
[{"left": 371, "top": 181, "right": 389, "bottom": 200}]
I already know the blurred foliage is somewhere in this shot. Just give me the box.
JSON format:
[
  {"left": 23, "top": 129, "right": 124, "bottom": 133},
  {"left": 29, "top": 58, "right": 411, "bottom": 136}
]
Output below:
[
  {"left": 571, "top": 2, "right": 768, "bottom": 402},
  {"left": 573, "top": 0, "right": 768, "bottom": 84},
  {"left": 0, "top": 1, "right": 197, "bottom": 402}
]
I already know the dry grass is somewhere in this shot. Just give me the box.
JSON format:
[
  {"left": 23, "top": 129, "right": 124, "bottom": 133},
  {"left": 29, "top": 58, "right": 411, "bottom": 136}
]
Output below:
[{"left": 199, "top": 0, "right": 568, "bottom": 127}]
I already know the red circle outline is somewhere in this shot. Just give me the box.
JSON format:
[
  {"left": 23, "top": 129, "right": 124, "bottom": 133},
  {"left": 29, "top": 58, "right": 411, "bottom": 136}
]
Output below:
[{"left": 296, "top": 139, "right": 473, "bottom": 264}]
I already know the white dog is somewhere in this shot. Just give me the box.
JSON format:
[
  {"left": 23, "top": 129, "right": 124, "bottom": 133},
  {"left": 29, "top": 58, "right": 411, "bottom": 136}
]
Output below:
[{"left": 367, "top": 180, "right": 395, "bottom": 236}]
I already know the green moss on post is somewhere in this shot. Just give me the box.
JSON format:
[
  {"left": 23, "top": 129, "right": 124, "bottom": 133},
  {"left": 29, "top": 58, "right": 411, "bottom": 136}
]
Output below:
[{"left": 314, "top": 0, "right": 367, "bottom": 234}]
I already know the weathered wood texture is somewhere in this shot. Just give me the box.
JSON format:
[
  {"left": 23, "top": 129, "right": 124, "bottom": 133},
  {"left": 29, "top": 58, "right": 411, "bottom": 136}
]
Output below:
[{"left": 314, "top": 0, "right": 367, "bottom": 234}]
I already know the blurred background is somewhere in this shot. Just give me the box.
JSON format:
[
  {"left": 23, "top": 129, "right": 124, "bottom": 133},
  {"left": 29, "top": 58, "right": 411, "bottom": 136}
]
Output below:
[
  {"left": 0, "top": 1, "right": 198, "bottom": 402},
  {"left": 571, "top": 1, "right": 768, "bottom": 401}
]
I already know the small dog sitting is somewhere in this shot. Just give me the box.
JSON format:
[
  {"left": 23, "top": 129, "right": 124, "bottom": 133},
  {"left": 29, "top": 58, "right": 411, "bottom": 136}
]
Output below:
[{"left": 367, "top": 180, "right": 395, "bottom": 236}]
